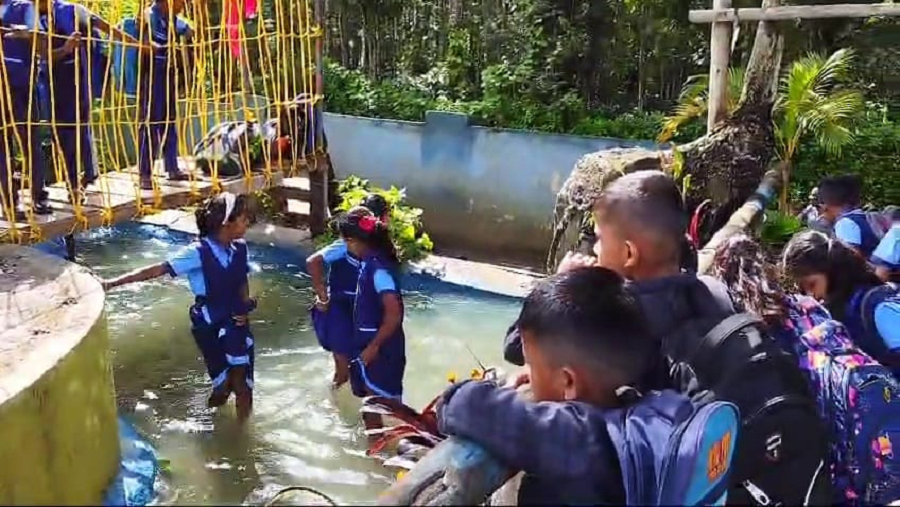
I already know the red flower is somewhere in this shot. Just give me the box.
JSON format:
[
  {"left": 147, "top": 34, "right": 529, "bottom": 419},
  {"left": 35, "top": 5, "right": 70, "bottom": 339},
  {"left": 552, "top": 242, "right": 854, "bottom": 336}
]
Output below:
[{"left": 359, "top": 215, "right": 378, "bottom": 232}]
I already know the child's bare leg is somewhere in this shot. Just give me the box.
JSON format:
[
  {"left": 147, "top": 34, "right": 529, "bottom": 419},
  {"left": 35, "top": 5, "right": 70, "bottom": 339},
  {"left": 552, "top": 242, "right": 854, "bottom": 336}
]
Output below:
[
  {"left": 332, "top": 353, "right": 350, "bottom": 388},
  {"left": 230, "top": 367, "right": 253, "bottom": 423},
  {"left": 361, "top": 386, "right": 384, "bottom": 445}
]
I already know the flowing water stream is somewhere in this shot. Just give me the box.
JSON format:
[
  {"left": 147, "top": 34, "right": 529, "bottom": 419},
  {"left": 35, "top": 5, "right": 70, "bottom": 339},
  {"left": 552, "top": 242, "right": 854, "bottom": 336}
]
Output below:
[{"left": 48, "top": 224, "right": 521, "bottom": 505}]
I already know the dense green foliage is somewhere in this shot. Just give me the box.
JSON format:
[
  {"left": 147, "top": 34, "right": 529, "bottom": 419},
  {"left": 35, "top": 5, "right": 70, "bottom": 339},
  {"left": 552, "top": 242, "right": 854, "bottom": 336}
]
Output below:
[
  {"left": 314, "top": 176, "right": 435, "bottom": 263},
  {"left": 322, "top": 0, "right": 898, "bottom": 207}
]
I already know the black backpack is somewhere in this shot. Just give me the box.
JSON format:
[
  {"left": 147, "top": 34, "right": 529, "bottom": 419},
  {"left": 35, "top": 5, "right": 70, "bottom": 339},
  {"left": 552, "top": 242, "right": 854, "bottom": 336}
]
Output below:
[{"left": 665, "top": 307, "right": 832, "bottom": 505}]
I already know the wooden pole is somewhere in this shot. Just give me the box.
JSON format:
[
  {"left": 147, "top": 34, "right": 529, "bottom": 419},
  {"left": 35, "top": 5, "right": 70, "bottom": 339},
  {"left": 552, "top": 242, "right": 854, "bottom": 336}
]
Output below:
[
  {"left": 690, "top": 3, "right": 900, "bottom": 24},
  {"left": 309, "top": 0, "right": 328, "bottom": 236},
  {"left": 707, "top": 0, "right": 733, "bottom": 133}
]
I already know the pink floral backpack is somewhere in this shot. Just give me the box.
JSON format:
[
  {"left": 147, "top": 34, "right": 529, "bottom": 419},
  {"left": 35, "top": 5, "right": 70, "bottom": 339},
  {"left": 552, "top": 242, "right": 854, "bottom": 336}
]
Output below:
[{"left": 778, "top": 295, "right": 900, "bottom": 504}]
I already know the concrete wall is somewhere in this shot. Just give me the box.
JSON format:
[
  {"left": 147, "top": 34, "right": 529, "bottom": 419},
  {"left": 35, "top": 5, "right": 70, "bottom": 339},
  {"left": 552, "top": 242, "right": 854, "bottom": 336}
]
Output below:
[
  {"left": 0, "top": 246, "right": 120, "bottom": 505},
  {"left": 324, "top": 111, "right": 658, "bottom": 265}
]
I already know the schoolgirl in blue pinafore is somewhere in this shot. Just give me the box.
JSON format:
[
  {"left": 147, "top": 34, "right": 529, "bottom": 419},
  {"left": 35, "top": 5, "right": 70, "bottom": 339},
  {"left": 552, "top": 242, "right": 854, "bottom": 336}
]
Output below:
[
  {"left": 137, "top": 0, "right": 191, "bottom": 188},
  {"left": 0, "top": 0, "right": 50, "bottom": 217},
  {"left": 350, "top": 252, "right": 406, "bottom": 400},
  {"left": 163, "top": 195, "right": 256, "bottom": 415},
  {"left": 310, "top": 240, "right": 361, "bottom": 358},
  {"left": 41, "top": 0, "right": 99, "bottom": 194}
]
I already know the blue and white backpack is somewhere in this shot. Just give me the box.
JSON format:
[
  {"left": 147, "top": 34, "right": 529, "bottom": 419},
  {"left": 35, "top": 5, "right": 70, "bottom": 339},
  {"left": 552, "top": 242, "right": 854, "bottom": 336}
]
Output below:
[{"left": 603, "top": 389, "right": 740, "bottom": 505}]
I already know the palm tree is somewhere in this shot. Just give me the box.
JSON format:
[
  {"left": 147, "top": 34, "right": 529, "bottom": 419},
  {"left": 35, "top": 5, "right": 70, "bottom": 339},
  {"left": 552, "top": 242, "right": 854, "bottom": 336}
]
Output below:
[{"left": 658, "top": 48, "right": 864, "bottom": 210}]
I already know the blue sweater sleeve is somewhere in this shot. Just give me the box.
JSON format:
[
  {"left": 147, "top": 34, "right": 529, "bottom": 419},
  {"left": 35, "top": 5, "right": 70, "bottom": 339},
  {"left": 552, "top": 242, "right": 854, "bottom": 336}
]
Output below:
[{"left": 437, "top": 380, "right": 615, "bottom": 481}]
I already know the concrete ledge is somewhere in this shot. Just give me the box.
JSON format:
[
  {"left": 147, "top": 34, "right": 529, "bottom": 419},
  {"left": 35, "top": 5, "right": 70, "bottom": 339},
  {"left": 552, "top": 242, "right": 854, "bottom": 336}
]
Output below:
[{"left": 0, "top": 245, "right": 119, "bottom": 505}]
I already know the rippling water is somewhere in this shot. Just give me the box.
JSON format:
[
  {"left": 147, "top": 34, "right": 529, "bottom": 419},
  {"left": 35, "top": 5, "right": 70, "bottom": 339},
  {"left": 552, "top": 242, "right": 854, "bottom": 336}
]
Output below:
[{"left": 58, "top": 224, "right": 521, "bottom": 505}]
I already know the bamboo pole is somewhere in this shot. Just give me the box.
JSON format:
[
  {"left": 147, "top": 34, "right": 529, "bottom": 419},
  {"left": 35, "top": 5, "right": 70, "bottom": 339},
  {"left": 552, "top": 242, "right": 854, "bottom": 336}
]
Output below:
[
  {"left": 707, "top": 0, "right": 733, "bottom": 133},
  {"left": 690, "top": 3, "right": 900, "bottom": 24}
]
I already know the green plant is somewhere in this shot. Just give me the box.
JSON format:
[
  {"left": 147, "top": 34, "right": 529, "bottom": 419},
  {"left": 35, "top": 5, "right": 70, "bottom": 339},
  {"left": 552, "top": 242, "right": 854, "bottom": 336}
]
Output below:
[
  {"left": 759, "top": 209, "right": 804, "bottom": 248},
  {"left": 314, "top": 176, "right": 434, "bottom": 263},
  {"left": 658, "top": 48, "right": 865, "bottom": 209}
]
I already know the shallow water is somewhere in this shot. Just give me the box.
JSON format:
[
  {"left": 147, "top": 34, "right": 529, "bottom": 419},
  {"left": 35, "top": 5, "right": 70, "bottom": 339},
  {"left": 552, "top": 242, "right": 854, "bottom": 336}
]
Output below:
[{"left": 54, "top": 224, "right": 520, "bottom": 505}]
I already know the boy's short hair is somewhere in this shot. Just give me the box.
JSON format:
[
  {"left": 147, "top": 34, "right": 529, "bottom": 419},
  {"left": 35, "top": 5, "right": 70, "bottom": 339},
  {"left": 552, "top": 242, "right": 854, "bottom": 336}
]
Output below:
[
  {"left": 594, "top": 170, "right": 687, "bottom": 261},
  {"left": 818, "top": 174, "right": 862, "bottom": 207},
  {"left": 518, "top": 267, "right": 653, "bottom": 386}
]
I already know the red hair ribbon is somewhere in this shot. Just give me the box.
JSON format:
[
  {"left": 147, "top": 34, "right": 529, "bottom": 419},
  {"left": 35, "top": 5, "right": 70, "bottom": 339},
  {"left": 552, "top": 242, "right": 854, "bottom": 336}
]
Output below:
[{"left": 359, "top": 215, "right": 379, "bottom": 233}]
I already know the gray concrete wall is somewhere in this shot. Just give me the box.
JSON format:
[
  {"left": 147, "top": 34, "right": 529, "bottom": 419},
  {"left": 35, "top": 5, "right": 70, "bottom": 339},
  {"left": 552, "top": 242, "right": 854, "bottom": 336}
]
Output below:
[{"left": 324, "top": 111, "right": 658, "bottom": 266}]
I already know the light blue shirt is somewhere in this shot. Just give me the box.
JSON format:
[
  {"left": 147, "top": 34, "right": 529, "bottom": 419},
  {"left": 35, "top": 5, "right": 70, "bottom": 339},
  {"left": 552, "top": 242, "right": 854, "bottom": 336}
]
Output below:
[
  {"left": 166, "top": 238, "right": 247, "bottom": 296},
  {"left": 876, "top": 299, "right": 900, "bottom": 350},
  {"left": 373, "top": 269, "right": 396, "bottom": 293},
  {"left": 834, "top": 209, "right": 864, "bottom": 247},
  {"left": 319, "top": 239, "right": 349, "bottom": 265},
  {"left": 872, "top": 225, "right": 900, "bottom": 270},
  {"left": 0, "top": 1, "right": 38, "bottom": 29}
]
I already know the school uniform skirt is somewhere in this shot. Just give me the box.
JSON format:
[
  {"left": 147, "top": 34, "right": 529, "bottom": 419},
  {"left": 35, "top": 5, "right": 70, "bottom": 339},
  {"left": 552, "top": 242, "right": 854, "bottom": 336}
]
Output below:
[
  {"left": 310, "top": 295, "right": 356, "bottom": 357},
  {"left": 189, "top": 304, "right": 255, "bottom": 393},
  {"left": 348, "top": 332, "right": 406, "bottom": 400}
]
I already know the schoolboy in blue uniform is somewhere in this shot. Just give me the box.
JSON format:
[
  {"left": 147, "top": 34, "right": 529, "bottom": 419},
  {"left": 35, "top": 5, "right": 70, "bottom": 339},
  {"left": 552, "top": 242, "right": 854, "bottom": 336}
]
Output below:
[
  {"left": 35, "top": 0, "right": 142, "bottom": 203},
  {"left": 817, "top": 175, "right": 880, "bottom": 257},
  {"left": 102, "top": 192, "right": 258, "bottom": 422},
  {"left": 439, "top": 268, "right": 661, "bottom": 504},
  {"left": 136, "top": 0, "right": 191, "bottom": 190},
  {"left": 0, "top": 0, "right": 52, "bottom": 220}
]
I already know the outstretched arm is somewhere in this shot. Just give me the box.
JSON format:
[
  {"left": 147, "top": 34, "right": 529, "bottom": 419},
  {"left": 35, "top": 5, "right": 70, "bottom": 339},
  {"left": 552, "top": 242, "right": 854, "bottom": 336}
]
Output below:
[
  {"left": 437, "top": 380, "right": 614, "bottom": 481},
  {"left": 103, "top": 263, "right": 171, "bottom": 290}
]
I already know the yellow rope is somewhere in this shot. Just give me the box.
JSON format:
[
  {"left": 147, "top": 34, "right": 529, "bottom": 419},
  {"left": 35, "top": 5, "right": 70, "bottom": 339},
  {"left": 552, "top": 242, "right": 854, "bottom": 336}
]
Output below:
[{"left": 0, "top": 0, "right": 322, "bottom": 245}]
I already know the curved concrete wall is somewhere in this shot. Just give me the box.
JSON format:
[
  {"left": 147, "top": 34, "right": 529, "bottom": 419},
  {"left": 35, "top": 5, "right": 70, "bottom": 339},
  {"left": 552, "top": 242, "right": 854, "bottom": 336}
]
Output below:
[{"left": 0, "top": 245, "right": 119, "bottom": 505}]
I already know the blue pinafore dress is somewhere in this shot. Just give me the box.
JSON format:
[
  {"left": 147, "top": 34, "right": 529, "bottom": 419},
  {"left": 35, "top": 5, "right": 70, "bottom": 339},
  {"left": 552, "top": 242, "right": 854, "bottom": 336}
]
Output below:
[
  {"left": 348, "top": 254, "right": 406, "bottom": 399},
  {"left": 0, "top": 0, "right": 46, "bottom": 207},
  {"left": 310, "top": 249, "right": 360, "bottom": 356},
  {"left": 44, "top": 0, "right": 97, "bottom": 187},
  {"left": 137, "top": 4, "right": 186, "bottom": 180},
  {"left": 189, "top": 239, "right": 255, "bottom": 392}
]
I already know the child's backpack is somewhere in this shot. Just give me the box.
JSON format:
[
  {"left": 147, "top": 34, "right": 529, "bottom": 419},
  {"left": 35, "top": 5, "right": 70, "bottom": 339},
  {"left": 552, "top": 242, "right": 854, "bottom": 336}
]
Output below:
[
  {"left": 779, "top": 295, "right": 900, "bottom": 504},
  {"left": 665, "top": 308, "right": 832, "bottom": 506},
  {"left": 603, "top": 389, "right": 740, "bottom": 505}
]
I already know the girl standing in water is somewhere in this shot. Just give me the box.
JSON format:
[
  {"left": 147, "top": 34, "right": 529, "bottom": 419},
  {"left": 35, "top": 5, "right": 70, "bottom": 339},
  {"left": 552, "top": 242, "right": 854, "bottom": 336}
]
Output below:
[
  {"left": 307, "top": 206, "right": 372, "bottom": 389},
  {"left": 102, "top": 192, "right": 257, "bottom": 421},
  {"left": 337, "top": 213, "right": 405, "bottom": 433}
]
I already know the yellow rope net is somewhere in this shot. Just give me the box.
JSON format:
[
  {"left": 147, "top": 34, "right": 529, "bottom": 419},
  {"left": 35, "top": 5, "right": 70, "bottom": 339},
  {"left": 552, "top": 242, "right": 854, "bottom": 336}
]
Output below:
[{"left": 0, "top": 0, "right": 323, "bottom": 244}]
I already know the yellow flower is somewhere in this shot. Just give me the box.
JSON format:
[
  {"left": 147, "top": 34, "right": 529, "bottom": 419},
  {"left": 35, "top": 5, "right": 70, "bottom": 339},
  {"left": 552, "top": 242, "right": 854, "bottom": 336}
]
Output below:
[
  {"left": 447, "top": 372, "right": 458, "bottom": 384},
  {"left": 470, "top": 368, "right": 483, "bottom": 380},
  {"left": 396, "top": 470, "right": 407, "bottom": 480}
]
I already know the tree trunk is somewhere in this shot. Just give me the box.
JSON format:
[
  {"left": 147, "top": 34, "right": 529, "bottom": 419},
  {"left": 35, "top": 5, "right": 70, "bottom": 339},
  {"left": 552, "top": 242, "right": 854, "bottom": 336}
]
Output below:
[
  {"left": 545, "top": 0, "right": 786, "bottom": 272},
  {"left": 675, "top": 0, "right": 783, "bottom": 245}
]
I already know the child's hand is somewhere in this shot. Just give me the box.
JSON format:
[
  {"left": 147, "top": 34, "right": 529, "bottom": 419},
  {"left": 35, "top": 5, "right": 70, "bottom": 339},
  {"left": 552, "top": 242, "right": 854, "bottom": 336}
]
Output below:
[
  {"left": 557, "top": 251, "right": 598, "bottom": 274},
  {"left": 233, "top": 314, "right": 248, "bottom": 326},
  {"left": 360, "top": 343, "right": 379, "bottom": 365},
  {"left": 63, "top": 32, "right": 82, "bottom": 53},
  {"left": 511, "top": 365, "right": 530, "bottom": 388}
]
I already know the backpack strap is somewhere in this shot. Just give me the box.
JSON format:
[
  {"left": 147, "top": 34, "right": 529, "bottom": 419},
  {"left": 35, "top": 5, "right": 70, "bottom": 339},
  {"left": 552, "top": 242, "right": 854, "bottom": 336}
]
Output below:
[
  {"left": 688, "top": 313, "right": 765, "bottom": 365},
  {"left": 860, "top": 283, "right": 900, "bottom": 338}
]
